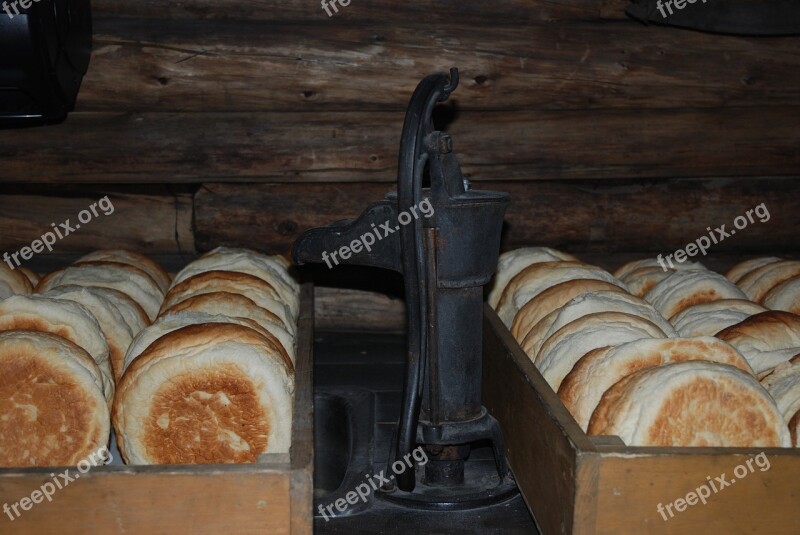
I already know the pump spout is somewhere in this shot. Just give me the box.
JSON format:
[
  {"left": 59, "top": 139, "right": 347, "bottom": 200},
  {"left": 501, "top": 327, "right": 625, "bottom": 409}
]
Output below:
[{"left": 292, "top": 199, "right": 402, "bottom": 273}]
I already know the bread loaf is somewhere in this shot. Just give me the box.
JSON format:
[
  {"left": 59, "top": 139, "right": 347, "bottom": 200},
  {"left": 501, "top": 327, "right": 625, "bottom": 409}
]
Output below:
[
  {"left": 669, "top": 299, "right": 767, "bottom": 338},
  {"left": 716, "top": 311, "right": 800, "bottom": 377},
  {"left": 160, "top": 292, "right": 295, "bottom": 363},
  {"left": 559, "top": 337, "right": 753, "bottom": 431},
  {"left": 0, "top": 295, "right": 114, "bottom": 404},
  {"left": 0, "top": 331, "right": 109, "bottom": 467},
  {"left": 509, "top": 279, "right": 625, "bottom": 340},
  {"left": 161, "top": 271, "right": 293, "bottom": 334},
  {"left": 535, "top": 311, "right": 666, "bottom": 391},
  {"left": 495, "top": 262, "right": 626, "bottom": 327},
  {"left": 588, "top": 361, "right": 791, "bottom": 447},
  {"left": 726, "top": 257, "right": 782, "bottom": 284},
  {"left": 519, "top": 291, "right": 676, "bottom": 360},
  {"left": 43, "top": 285, "right": 135, "bottom": 383},
  {"left": 762, "top": 275, "right": 800, "bottom": 314},
  {"left": 644, "top": 269, "right": 747, "bottom": 319},
  {"left": 488, "top": 247, "right": 577, "bottom": 308},
  {"left": 36, "top": 263, "right": 165, "bottom": 321},
  {"left": 761, "top": 356, "right": 800, "bottom": 424},
  {"left": 113, "top": 323, "right": 294, "bottom": 464},
  {"left": 737, "top": 260, "right": 800, "bottom": 303},
  {"left": 171, "top": 247, "right": 299, "bottom": 319},
  {"left": 77, "top": 250, "right": 171, "bottom": 294}
]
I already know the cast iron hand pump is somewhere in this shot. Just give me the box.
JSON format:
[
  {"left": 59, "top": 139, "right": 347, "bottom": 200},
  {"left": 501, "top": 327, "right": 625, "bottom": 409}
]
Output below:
[{"left": 294, "top": 69, "right": 516, "bottom": 506}]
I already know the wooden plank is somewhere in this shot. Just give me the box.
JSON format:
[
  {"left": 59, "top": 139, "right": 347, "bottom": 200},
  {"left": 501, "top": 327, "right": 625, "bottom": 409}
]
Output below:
[
  {"left": 193, "top": 178, "right": 800, "bottom": 257},
  {"left": 0, "top": 467, "right": 290, "bottom": 534},
  {"left": 290, "top": 284, "right": 314, "bottom": 534},
  {"left": 79, "top": 18, "right": 800, "bottom": 112},
  {"left": 0, "top": 187, "right": 195, "bottom": 257},
  {"left": 90, "top": 0, "right": 624, "bottom": 22},
  {"left": 483, "top": 304, "right": 596, "bottom": 535},
  {"left": 595, "top": 451, "right": 800, "bottom": 534},
  {"left": 315, "top": 287, "right": 405, "bottom": 332},
  {"left": 3, "top": 108, "right": 798, "bottom": 184}
]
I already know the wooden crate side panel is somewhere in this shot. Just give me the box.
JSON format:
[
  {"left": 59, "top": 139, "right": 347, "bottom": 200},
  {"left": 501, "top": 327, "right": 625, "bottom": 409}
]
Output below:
[
  {"left": 593, "top": 451, "right": 800, "bottom": 534},
  {"left": 290, "top": 284, "right": 315, "bottom": 534},
  {"left": 0, "top": 470, "right": 290, "bottom": 534},
  {"left": 483, "top": 306, "right": 597, "bottom": 535}
]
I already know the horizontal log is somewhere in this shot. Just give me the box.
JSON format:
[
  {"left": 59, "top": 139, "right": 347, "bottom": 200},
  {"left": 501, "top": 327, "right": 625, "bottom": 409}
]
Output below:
[
  {"left": 1, "top": 108, "right": 798, "bottom": 183},
  {"left": 0, "top": 187, "right": 195, "bottom": 261},
  {"left": 90, "top": 0, "right": 628, "bottom": 22},
  {"left": 79, "top": 18, "right": 800, "bottom": 112},
  {"left": 194, "top": 178, "right": 800, "bottom": 259}
]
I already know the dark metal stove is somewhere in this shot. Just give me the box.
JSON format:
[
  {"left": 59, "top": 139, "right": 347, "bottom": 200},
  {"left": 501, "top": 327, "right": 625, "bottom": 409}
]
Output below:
[{"left": 294, "top": 69, "right": 524, "bottom": 520}]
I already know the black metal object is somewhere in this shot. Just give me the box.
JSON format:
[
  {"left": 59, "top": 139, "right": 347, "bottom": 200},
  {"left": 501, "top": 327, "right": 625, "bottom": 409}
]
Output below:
[
  {"left": 0, "top": 0, "right": 92, "bottom": 127},
  {"left": 294, "top": 69, "right": 516, "bottom": 508},
  {"left": 625, "top": 0, "right": 800, "bottom": 35}
]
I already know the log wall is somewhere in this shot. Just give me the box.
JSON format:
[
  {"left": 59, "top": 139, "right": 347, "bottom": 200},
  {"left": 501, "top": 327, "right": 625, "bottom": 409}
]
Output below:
[{"left": 1, "top": 0, "right": 798, "bottom": 268}]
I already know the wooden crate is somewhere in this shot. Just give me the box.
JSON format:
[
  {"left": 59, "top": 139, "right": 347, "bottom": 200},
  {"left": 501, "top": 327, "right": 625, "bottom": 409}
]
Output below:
[
  {"left": 0, "top": 284, "right": 314, "bottom": 535},
  {"left": 482, "top": 304, "right": 800, "bottom": 535}
]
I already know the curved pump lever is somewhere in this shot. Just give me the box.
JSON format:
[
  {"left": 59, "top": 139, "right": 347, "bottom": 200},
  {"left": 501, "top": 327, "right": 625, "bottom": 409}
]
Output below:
[{"left": 393, "top": 68, "right": 459, "bottom": 492}]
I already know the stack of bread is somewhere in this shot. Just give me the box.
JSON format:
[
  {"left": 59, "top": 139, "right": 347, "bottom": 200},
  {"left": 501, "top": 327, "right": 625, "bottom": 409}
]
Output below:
[
  {"left": 490, "top": 248, "right": 795, "bottom": 448},
  {"left": 0, "top": 251, "right": 164, "bottom": 466},
  {"left": 0, "top": 247, "right": 299, "bottom": 467},
  {"left": 113, "top": 247, "right": 298, "bottom": 465}
]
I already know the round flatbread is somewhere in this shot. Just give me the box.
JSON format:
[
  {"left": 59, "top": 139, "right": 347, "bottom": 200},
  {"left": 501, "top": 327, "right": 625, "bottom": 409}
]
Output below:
[
  {"left": 114, "top": 323, "right": 294, "bottom": 464},
  {"left": 0, "top": 331, "right": 109, "bottom": 467},
  {"left": 588, "top": 361, "right": 791, "bottom": 447}
]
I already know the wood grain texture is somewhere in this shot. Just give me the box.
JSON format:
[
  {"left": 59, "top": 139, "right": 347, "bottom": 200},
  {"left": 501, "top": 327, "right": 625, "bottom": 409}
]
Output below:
[
  {"left": 0, "top": 467, "right": 290, "bottom": 535},
  {"left": 193, "top": 178, "right": 800, "bottom": 256},
  {"left": 2, "top": 108, "right": 797, "bottom": 184},
  {"left": 78, "top": 19, "right": 800, "bottom": 113},
  {"left": 595, "top": 452, "right": 800, "bottom": 534},
  {"left": 315, "top": 287, "right": 405, "bottom": 332},
  {"left": 290, "top": 284, "right": 314, "bottom": 535},
  {"left": 483, "top": 304, "right": 596, "bottom": 535},
  {"left": 90, "top": 0, "right": 628, "bottom": 22},
  {"left": 0, "top": 187, "right": 195, "bottom": 256}
]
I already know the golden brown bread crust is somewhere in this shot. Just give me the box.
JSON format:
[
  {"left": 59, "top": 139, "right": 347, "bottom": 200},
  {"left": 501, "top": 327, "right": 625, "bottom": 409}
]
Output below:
[
  {"left": 588, "top": 362, "right": 790, "bottom": 447},
  {"left": 559, "top": 337, "right": 753, "bottom": 431},
  {"left": 76, "top": 250, "right": 172, "bottom": 294},
  {"left": 161, "top": 270, "right": 280, "bottom": 313},
  {"left": 621, "top": 266, "right": 672, "bottom": 298},
  {"left": 119, "top": 323, "right": 293, "bottom": 388},
  {"left": 726, "top": 257, "right": 782, "bottom": 284},
  {"left": 162, "top": 291, "right": 287, "bottom": 332},
  {"left": 0, "top": 332, "right": 109, "bottom": 467},
  {"left": 737, "top": 260, "right": 800, "bottom": 303},
  {"left": 496, "top": 261, "right": 594, "bottom": 316},
  {"left": 141, "top": 363, "right": 270, "bottom": 464},
  {"left": 113, "top": 323, "right": 293, "bottom": 464},
  {"left": 509, "top": 279, "right": 625, "bottom": 340},
  {"left": 716, "top": 310, "right": 800, "bottom": 348}
]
